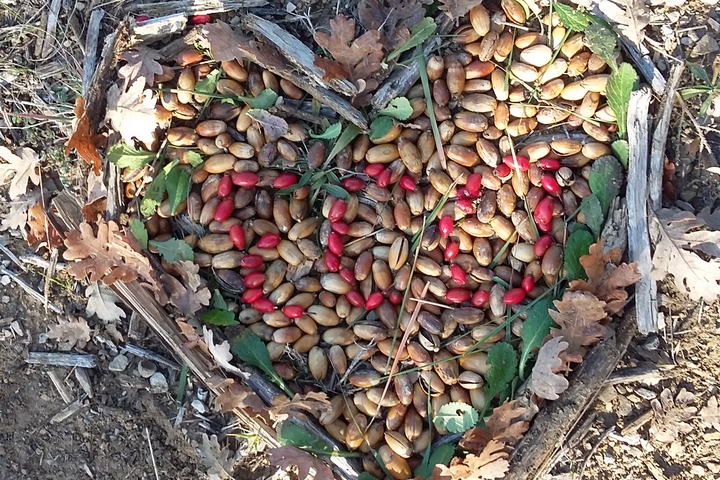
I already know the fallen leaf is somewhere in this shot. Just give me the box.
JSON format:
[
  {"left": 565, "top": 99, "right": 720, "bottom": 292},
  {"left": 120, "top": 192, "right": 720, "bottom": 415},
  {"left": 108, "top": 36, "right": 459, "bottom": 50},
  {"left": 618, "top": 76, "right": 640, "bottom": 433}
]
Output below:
[
  {"left": 105, "top": 78, "right": 161, "bottom": 146},
  {"left": 86, "top": 169, "right": 107, "bottom": 205},
  {"left": 595, "top": 0, "right": 650, "bottom": 49},
  {"left": 268, "top": 445, "right": 333, "bottom": 480},
  {"left": 215, "top": 380, "right": 267, "bottom": 414},
  {"left": 62, "top": 220, "right": 158, "bottom": 289},
  {"left": 176, "top": 318, "right": 210, "bottom": 354},
  {"left": 81, "top": 197, "right": 107, "bottom": 223},
  {"left": 0, "top": 146, "right": 42, "bottom": 200},
  {"left": 357, "top": 0, "right": 431, "bottom": 50},
  {"left": 47, "top": 316, "right": 91, "bottom": 350},
  {"left": 459, "top": 427, "right": 494, "bottom": 455},
  {"left": 64, "top": 97, "right": 103, "bottom": 175},
  {"left": 269, "top": 391, "right": 332, "bottom": 424},
  {"left": 0, "top": 191, "right": 41, "bottom": 232},
  {"left": 246, "top": 109, "right": 288, "bottom": 141},
  {"left": 434, "top": 440, "right": 510, "bottom": 480},
  {"left": 118, "top": 47, "right": 164, "bottom": 87},
  {"left": 198, "top": 433, "right": 235, "bottom": 480},
  {"left": 486, "top": 400, "right": 531, "bottom": 444},
  {"left": 529, "top": 337, "right": 570, "bottom": 401},
  {"left": 175, "top": 260, "right": 202, "bottom": 292},
  {"left": 202, "top": 22, "right": 288, "bottom": 74},
  {"left": 26, "top": 202, "right": 63, "bottom": 250},
  {"left": 549, "top": 291, "right": 608, "bottom": 363},
  {"left": 203, "top": 326, "right": 249, "bottom": 379},
  {"left": 700, "top": 396, "right": 720, "bottom": 431},
  {"left": 650, "top": 388, "right": 697, "bottom": 443},
  {"left": 437, "top": 0, "right": 477, "bottom": 20},
  {"left": 85, "top": 282, "right": 126, "bottom": 322},
  {"left": 651, "top": 208, "right": 720, "bottom": 301},
  {"left": 161, "top": 272, "right": 211, "bottom": 316}
]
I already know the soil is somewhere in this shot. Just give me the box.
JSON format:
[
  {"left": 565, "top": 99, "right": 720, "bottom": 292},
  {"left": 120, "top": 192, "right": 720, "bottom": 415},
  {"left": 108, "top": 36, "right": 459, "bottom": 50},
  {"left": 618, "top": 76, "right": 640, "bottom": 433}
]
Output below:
[{"left": 2, "top": 0, "right": 720, "bottom": 480}]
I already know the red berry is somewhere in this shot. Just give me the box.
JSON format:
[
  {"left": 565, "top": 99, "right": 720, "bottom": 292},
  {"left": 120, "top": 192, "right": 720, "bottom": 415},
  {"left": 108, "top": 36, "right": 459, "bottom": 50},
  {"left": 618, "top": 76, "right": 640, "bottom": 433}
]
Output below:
[
  {"left": 190, "top": 14, "right": 211, "bottom": 24},
  {"left": 244, "top": 271, "right": 265, "bottom": 288},
  {"left": 257, "top": 233, "right": 281, "bottom": 249},
  {"left": 494, "top": 164, "right": 511, "bottom": 178},
  {"left": 343, "top": 177, "right": 365, "bottom": 192},
  {"left": 439, "top": 215, "right": 454, "bottom": 237},
  {"left": 503, "top": 288, "right": 526, "bottom": 305},
  {"left": 273, "top": 172, "right": 298, "bottom": 189},
  {"left": 533, "top": 197, "right": 554, "bottom": 225},
  {"left": 456, "top": 199, "right": 475, "bottom": 214},
  {"left": 537, "top": 219, "right": 552, "bottom": 232},
  {"left": 377, "top": 169, "right": 391, "bottom": 188},
  {"left": 253, "top": 298, "right": 275, "bottom": 313},
  {"left": 346, "top": 290, "right": 365, "bottom": 307},
  {"left": 365, "top": 164, "right": 385, "bottom": 177},
  {"left": 327, "top": 231, "right": 344, "bottom": 255},
  {"left": 324, "top": 251, "right": 340, "bottom": 272},
  {"left": 472, "top": 289, "right": 490, "bottom": 307},
  {"left": 399, "top": 175, "right": 416, "bottom": 191},
  {"left": 239, "top": 254, "right": 263, "bottom": 269},
  {"left": 135, "top": 15, "right": 150, "bottom": 22},
  {"left": 229, "top": 224, "right": 245, "bottom": 250},
  {"left": 446, "top": 288, "right": 472, "bottom": 304},
  {"left": 232, "top": 171, "right": 259, "bottom": 187},
  {"left": 503, "top": 155, "right": 530, "bottom": 172},
  {"left": 328, "top": 199, "right": 347, "bottom": 222},
  {"left": 538, "top": 158, "right": 561, "bottom": 171},
  {"left": 466, "top": 173, "right": 482, "bottom": 196},
  {"left": 365, "top": 292, "right": 384, "bottom": 310},
  {"left": 540, "top": 175, "right": 561, "bottom": 195},
  {"left": 521, "top": 276, "right": 535, "bottom": 293},
  {"left": 457, "top": 187, "right": 472, "bottom": 200},
  {"left": 213, "top": 197, "right": 234, "bottom": 222},
  {"left": 242, "top": 288, "right": 263, "bottom": 304},
  {"left": 331, "top": 221, "right": 349, "bottom": 235},
  {"left": 451, "top": 264, "right": 467, "bottom": 285},
  {"left": 282, "top": 305, "right": 304, "bottom": 319},
  {"left": 218, "top": 174, "right": 233, "bottom": 198},
  {"left": 534, "top": 235, "right": 553, "bottom": 257},
  {"left": 388, "top": 289, "right": 403, "bottom": 304},
  {"left": 444, "top": 241, "right": 460, "bottom": 261},
  {"left": 339, "top": 267, "right": 356, "bottom": 286}
]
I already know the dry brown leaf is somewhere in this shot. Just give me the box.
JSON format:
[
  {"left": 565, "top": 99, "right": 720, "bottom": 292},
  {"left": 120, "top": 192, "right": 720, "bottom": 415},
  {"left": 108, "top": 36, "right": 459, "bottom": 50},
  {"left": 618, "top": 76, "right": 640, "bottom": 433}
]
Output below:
[
  {"left": 313, "top": 15, "right": 384, "bottom": 85},
  {"left": 160, "top": 273, "right": 211, "bottom": 316},
  {"left": 64, "top": 97, "right": 103, "bottom": 175},
  {"left": 0, "top": 146, "right": 41, "bottom": 200},
  {"left": 651, "top": 208, "right": 720, "bottom": 301},
  {"left": 435, "top": 440, "right": 510, "bottom": 480},
  {"left": 485, "top": 399, "right": 531, "bottom": 444},
  {"left": 549, "top": 291, "right": 608, "bottom": 364},
  {"left": 575, "top": 0, "right": 650, "bottom": 48},
  {"left": 0, "top": 191, "right": 41, "bottom": 232},
  {"left": 203, "top": 326, "right": 248, "bottom": 379},
  {"left": 47, "top": 315, "right": 91, "bottom": 350},
  {"left": 62, "top": 220, "right": 158, "bottom": 288},
  {"left": 357, "top": 0, "right": 431, "bottom": 50},
  {"left": 650, "top": 388, "right": 697, "bottom": 443},
  {"left": 118, "top": 47, "right": 164, "bottom": 87},
  {"left": 268, "top": 445, "right": 333, "bottom": 480},
  {"left": 437, "top": 0, "right": 477, "bottom": 20},
  {"left": 459, "top": 426, "right": 494, "bottom": 454},
  {"left": 529, "top": 337, "right": 570, "bottom": 401},
  {"left": 215, "top": 379, "right": 267, "bottom": 414},
  {"left": 700, "top": 396, "right": 720, "bottom": 431},
  {"left": 569, "top": 240, "right": 641, "bottom": 314},
  {"left": 198, "top": 433, "right": 235, "bottom": 480},
  {"left": 269, "top": 391, "right": 332, "bottom": 423},
  {"left": 176, "top": 318, "right": 210, "bottom": 354},
  {"left": 202, "top": 21, "right": 288, "bottom": 73},
  {"left": 85, "top": 281, "right": 125, "bottom": 322},
  {"left": 105, "top": 78, "right": 161, "bottom": 146},
  {"left": 26, "top": 202, "right": 63, "bottom": 250}
]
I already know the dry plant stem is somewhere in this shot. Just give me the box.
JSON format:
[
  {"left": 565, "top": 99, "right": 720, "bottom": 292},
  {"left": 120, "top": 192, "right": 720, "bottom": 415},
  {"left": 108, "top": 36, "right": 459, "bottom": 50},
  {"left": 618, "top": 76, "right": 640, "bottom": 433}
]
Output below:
[
  {"left": 145, "top": 426, "right": 160, "bottom": 480},
  {"left": 626, "top": 87, "right": 658, "bottom": 335},
  {"left": 650, "top": 63, "right": 684, "bottom": 210},
  {"left": 506, "top": 309, "right": 637, "bottom": 479},
  {"left": 674, "top": 92, "right": 714, "bottom": 157},
  {"left": 578, "top": 426, "right": 615, "bottom": 480},
  {"left": 0, "top": 267, "right": 62, "bottom": 313},
  {"left": 129, "top": 0, "right": 268, "bottom": 16},
  {"left": 40, "top": 0, "right": 61, "bottom": 59},
  {"left": 26, "top": 352, "right": 97, "bottom": 368},
  {"left": 0, "top": 243, "right": 27, "bottom": 271}
]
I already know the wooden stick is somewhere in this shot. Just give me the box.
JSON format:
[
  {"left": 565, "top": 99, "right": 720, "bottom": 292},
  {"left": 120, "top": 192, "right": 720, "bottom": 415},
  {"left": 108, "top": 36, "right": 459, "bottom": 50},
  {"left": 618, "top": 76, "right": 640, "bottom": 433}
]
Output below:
[
  {"left": 82, "top": 9, "right": 105, "bottom": 96},
  {"left": 40, "top": 0, "right": 62, "bottom": 59},
  {"left": 47, "top": 370, "right": 74, "bottom": 404},
  {"left": 26, "top": 352, "right": 97, "bottom": 368},
  {"left": 128, "top": 0, "right": 268, "bottom": 16},
  {"left": 626, "top": 87, "right": 658, "bottom": 334}
]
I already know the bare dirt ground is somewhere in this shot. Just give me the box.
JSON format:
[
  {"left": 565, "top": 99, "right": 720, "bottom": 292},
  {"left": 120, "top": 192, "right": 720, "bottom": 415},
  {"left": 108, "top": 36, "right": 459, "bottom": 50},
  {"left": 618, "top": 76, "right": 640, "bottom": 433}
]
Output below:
[{"left": 2, "top": 1, "right": 720, "bottom": 480}]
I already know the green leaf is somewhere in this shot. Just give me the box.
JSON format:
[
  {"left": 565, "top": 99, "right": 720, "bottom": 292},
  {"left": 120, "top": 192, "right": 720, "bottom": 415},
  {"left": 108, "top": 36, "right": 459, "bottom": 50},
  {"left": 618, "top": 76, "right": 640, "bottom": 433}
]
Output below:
[
  {"left": 326, "top": 124, "right": 361, "bottom": 165},
  {"left": 554, "top": 3, "right": 591, "bottom": 32},
  {"left": 607, "top": 62, "right": 638, "bottom": 139},
  {"left": 309, "top": 122, "right": 342, "bottom": 140},
  {"left": 414, "top": 443, "right": 455, "bottom": 479},
  {"left": 680, "top": 87, "right": 713, "bottom": 99},
  {"left": 199, "top": 309, "right": 238, "bottom": 326},
  {"left": 194, "top": 68, "right": 221, "bottom": 94},
  {"left": 700, "top": 94, "right": 714, "bottom": 119},
  {"left": 588, "top": 155, "right": 623, "bottom": 217},
  {"left": 580, "top": 194, "right": 604, "bottom": 239},
  {"left": 239, "top": 89, "right": 278, "bottom": 109},
  {"left": 149, "top": 238, "right": 194, "bottom": 264},
  {"left": 140, "top": 166, "right": 170, "bottom": 217},
  {"left": 585, "top": 22, "right": 618, "bottom": 71},
  {"left": 278, "top": 422, "right": 333, "bottom": 454},
  {"left": 107, "top": 143, "right": 155, "bottom": 169},
  {"left": 232, "top": 330, "right": 293, "bottom": 397},
  {"left": 519, "top": 298, "right": 555, "bottom": 379},
  {"left": 610, "top": 139, "right": 629, "bottom": 168},
  {"left": 211, "top": 289, "right": 227, "bottom": 310},
  {"left": 686, "top": 62, "right": 711, "bottom": 85},
  {"left": 129, "top": 218, "right": 148, "bottom": 249},
  {"left": 484, "top": 342, "right": 518, "bottom": 401},
  {"left": 186, "top": 151, "right": 204, "bottom": 167},
  {"left": 387, "top": 17, "right": 437, "bottom": 62},
  {"left": 322, "top": 184, "right": 349, "bottom": 200},
  {"left": 433, "top": 402, "right": 479, "bottom": 434},
  {"left": 165, "top": 164, "right": 191, "bottom": 216},
  {"left": 358, "top": 474, "right": 380, "bottom": 480},
  {"left": 378, "top": 97, "right": 414, "bottom": 120},
  {"left": 564, "top": 229, "right": 594, "bottom": 281},
  {"left": 369, "top": 116, "right": 394, "bottom": 141}
]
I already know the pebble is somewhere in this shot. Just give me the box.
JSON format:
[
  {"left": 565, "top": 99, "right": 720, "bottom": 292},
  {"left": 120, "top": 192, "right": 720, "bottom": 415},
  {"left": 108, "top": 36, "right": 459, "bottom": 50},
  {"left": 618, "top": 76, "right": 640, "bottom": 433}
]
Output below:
[
  {"left": 137, "top": 360, "right": 157, "bottom": 378},
  {"left": 0, "top": 275, "right": 9, "bottom": 286},
  {"left": 692, "top": 34, "right": 719, "bottom": 57},
  {"left": 635, "top": 388, "right": 657, "bottom": 400},
  {"left": 1, "top": 296, "right": 9, "bottom": 303},
  {"left": 149, "top": 372, "right": 168, "bottom": 392},
  {"left": 192, "top": 399, "right": 207, "bottom": 414},
  {"left": 108, "top": 354, "right": 129, "bottom": 372}
]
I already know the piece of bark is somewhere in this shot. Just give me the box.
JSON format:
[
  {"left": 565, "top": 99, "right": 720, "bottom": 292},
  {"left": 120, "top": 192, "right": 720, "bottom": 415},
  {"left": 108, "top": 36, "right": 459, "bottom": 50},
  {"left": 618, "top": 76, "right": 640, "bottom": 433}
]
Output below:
[
  {"left": 75, "top": 368, "right": 94, "bottom": 399},
  {"left": 128, "top": 0, "right": 268, "bottom": 16},
  {"left": 50, "top": 399, "right": 85, "bottom": 424},
  {"left": 129, "top": 14, "right": 188, "bottom": 46},
  {"left": 506, "top": 309, "right": 637, "bottom": 479},
  {"left": 26, "top": 352, "right": 97, "bottom": 368},
  {"left": 82, "top": 9, "right": 105, "bottom": 96},
  {"left": 47, "top": 370, "right": 74, "bottom": 404},
  {"left": 626, "top": 87, "right": 658, "bottom": 334},
  {"left": 40, "top": 0, "right": 62, "bottom": 59}
]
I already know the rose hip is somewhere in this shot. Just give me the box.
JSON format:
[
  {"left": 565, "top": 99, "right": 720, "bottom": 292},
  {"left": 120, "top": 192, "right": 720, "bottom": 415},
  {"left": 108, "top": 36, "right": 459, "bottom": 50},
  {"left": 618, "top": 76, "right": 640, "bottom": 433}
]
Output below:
[
  {"left": 135, "top": 15, "right": 150, "bottom": 22},
  {"left": 339, "top": 267, "right": 356, "bottom": 285},
  {"left": 324, "top": 251, "right": 340, "bottom": 272},
  {"left": 273, "top": 172, "right": 298, "bottom": 189},
  {"left": 239, "top": 254, "right": 263, "bottom": 269},
  {"left": 388, "top": 289, "right": 403, "bottom": 304},
  {"left": 253, "top": 298, "right": 275, "bottom": 313},
  {"left": 365, "top": 164, "right": 385, "bottom": 178},
  {"left": 451, "top": 264, "right": 467, "bottom": 285},
  {"left": 494, "top": 163, "right": 511, "bottom": 178},
  {"left": 503, "top": 288, "right": 526, "bottom": 305},
  {"left": 446, "top": 288, "right": 472, "bottom": 303},
  {"left": 346, "top": 290, "right": 365, "bottom": 307},
  {"left": 457, "top": 187, "right": 472, "bottom": 200},
  {"left": 537, "top": 158, "right": 561, "bottom": 171},
  {"left": 257, "top": 233, "right": 281, "bottom": 249},
  {"left": 242, "top": 288, "right": 263, "bottom": 304},
  {"left": 244, "top": 271, "right": 265, "bottom": 288},
  {"left": 232, "top": 171, "right": 259, "bottom": 187},
  {"left": 534, "top": 235, "right": 553, "bottom": 257},
  {"left": 327, "top": 199, "right": 347, "bottom": 222},
  {"left": 365, "top": 292, "right": 384, "bottom": 310},
  {"left": 399, "top": 175, "right": 416, "bottom": 191},
  {"left": 190, "top": 14, "right": 211, "bottom": 24},
  {"left": 377, "top": 169, "right": 392, "bottom": 188},
  {"left": 521, "top": 276, "right": 535, "bottom": 293},
  {"left": 327, "top": 231, "right": 343, "bottom": 255},
  {"left": 214, "top": 197, "right": 234, "bottom": 222},
  {"left": 439, "top": 215, "right": 454, "bottom": 237},
  {"left": 534, "top": 197, "right": 554, "bottom": 225},
  {"left": 466, "top": 173, "right": 482, "bottom": 196},
  {"left": 229, "top": 224, "right": 246, "bottom": 250},
  {"left": 282, "top": 305, "right": 304, "bottom": 319},
  {"left": 343, "top": 178, "right": 365, "bottom": 192},
  {"left": 444, "top": 241, "right": 460, "bottom": 261},
  {"left": 331, "top": 221, "right": 349, "bottom": 235},
  {"left": 503, "top": 155, "right": 530, "bottom": 171},
  {"left": 472, "top": 289, "right": 490, "bottom": 307},
  {"left": 218, "top": 174, "right": 233, "bottom": 198},
  {"left": 540, "top": 175, "right": 561, "bottom": 195},
  {"left": 457, "top": 199, "right": 476, "bottom": 214}
]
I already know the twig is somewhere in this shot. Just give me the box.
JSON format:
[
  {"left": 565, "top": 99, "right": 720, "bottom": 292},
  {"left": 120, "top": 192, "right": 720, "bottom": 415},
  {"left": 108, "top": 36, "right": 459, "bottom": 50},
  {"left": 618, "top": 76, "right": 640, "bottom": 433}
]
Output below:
[
  {"left": 44, "top": 247, "right": 59, "bottom": 313},
  {"left": 19, "top": 253, "right": 66, "bottom": 271},
  {"left": 145, "top": 427, "right": 160, "bottom": 480},
  {"left": 47, "top": 370, "right": 74, "bottom": 404},
  {"left": 26, "top": 352, "right": 97, "bottom": 368},
  {"left": 578, "top": 426, "right": 615, "bottom": 480},
  {"left": 675, "top": 93, "right": 714, "bottom": 156},
  {"left": 0, "top": 243, "right": 27, "bottom": 271},
  {"left": 122, "top": 343, "right": 181, "bottom": 370},
  {"left": 0, "top": 267, "right": 62, "bottom": 313},
  {"left": 41, "top": 0, "right": 62, "bottom": 59}
]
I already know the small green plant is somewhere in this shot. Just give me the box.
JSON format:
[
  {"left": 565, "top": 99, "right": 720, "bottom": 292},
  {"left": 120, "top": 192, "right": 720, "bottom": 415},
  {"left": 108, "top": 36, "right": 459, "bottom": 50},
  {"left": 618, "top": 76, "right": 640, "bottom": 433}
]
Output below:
[{"left": 680, "top": 62, "right": 720, "bottom": 122}]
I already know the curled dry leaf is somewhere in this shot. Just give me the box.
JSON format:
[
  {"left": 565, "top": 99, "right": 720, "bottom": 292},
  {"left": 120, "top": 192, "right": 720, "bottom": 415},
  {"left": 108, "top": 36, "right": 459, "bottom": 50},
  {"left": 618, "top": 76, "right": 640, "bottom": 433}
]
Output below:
[
  {"left": 202, "top": 21, "right": 288, "bottom": 74},
  {"left": 176, "top": 318, "right": 210, "bottom": 355},
  {"left": 85, "top": 281, "right": 126, "bottom": 322},
  {"left": 650, "top": 388, "right": 697, "bottom": 443},
  {"left": 549, "top": 291, "right": 608, "bottom": 364},
  {"left": 47, "top": 316, "right": 91, "bottom": 350},
  {"left": 214, "top": 379, "right": 267, "bottom": 414},
  {"left": 460, "top": 399, "right": 531, "bottom": 455},
  {"left": 529, "top": 337, "right": 570, "bottom": 401},
  {"left": 64, "top": 97, "right": 103, "bottom": 175},
  {"left": 26, "top": 202, "right": 63, "bottom": 250},
  {"left": 269, "top": 391, "right": 332, "bottom": 423},
  {"left": 268, "top": 445, "right": 333, "bottom": 480},
  {"left": 105, "top": 78, "right": 164, "bottom": 147},
  {"left": 118, "top": 47, "right": 164, "bottom": 87},
  {"left": 700, "top": 396, "right": 720, "bottom": 431},
  {"left": 0, "top": 146, "right": 42, "bottom": 200},
  {"left": 203, "top": 326, "right": 249, "bottom": 380},
  {"left": 246, "top": 109, "right": 288, "bottom": 141}
]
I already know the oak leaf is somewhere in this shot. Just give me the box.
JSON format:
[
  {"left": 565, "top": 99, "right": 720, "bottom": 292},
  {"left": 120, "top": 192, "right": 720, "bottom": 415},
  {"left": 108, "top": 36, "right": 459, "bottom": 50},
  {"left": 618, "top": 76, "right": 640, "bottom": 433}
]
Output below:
[
  {"left": 269, "top": 391, "right": 332, "bottom": 423},
  {"left": 26, "top": 202, "right": 63, "bottom": 249},
  {"left": 434, "top": 440, "right": 509, "bottom": 480},
  {"left": 0, "top": 146, "right": 41, "bottom": 200},
  {"left": 572, "top": 0, "right": 650, "bottom": 49},
  {"left": 176, "top": 318, "right": 210, "bottom": 354},
  {"left": 62, "top": 220, "right": 158, "bottom": 288},
  {"left": 700, "top": 396, "right": 720, "bottom": 431},
  {"left": 85, "top": 282, "right": 126, "bottom": 322},
  {"left": 198, "top": 433, "right": 235, "bottom": 480},
  {"left": 549, "top": 291, "right": 608, "bottom": 364},
  {"left": 358, "top": 0, "right": 431, "bottom": 50},
  {"left": 486, "top": 400, "right": 531, "bottom": 444},
  {"left": 651, "top": 208, "right": 720, "bottom": 301},
  {"left": 437, "top": 0, "right": 477, "bottom": 20},
  {"left": 105, "top": 78, "right": 162, "bottom": 146},
  {"left": 214, "top": 379, "right": 267, "bottom": 414},
  {"left": 0, "top": 191, "right": 41, "bottom": 232},
  {"left": 650, "top": 388, "right": 696, "bottom": 443},
  {"left": 203, "top": 326, "right": 249, "bottom": 379},
  {"left": 202, "top": 22, "right": 287, "bottom": 73},
  {"left": 160, "top": 273, "right": 210, "bottom": 316},
  {"left": 313, "top": 15, "right": 383, "bottom": 85},
  {"left": 529, "top": 337, "right": 570, "bottom": 400},
  {"left": 64, "top": 97, "right": 103, "bottom": 175},
  {"left": 118, "top": 47, "right": 164, "bottom": 87},
  {"left": 47, "top": 315, "right": 91, "bottom": 350},
  {"left": 268, "top": 445, "right": 333, "bottom": 480}
]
